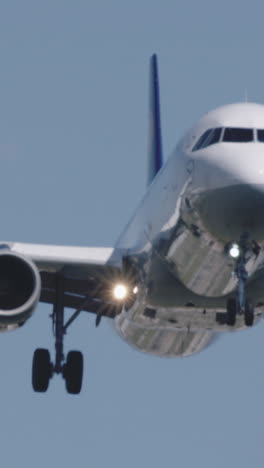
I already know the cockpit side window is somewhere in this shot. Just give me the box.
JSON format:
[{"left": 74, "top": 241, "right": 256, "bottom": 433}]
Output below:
[
  {"left": 204, "top": 127, "right": 222, "bottom": 147},
  {"left": 192, "top": 129, "right": 212, "bottom": 151},
  {"left": 257, "top": 130, "right": 264, "bottom": 142},
  {"left": 192, "top": 128, "right": 222, "bottom": 151},
  {"left": 223, "top": 128, "right": 253, "bottom": 142}
]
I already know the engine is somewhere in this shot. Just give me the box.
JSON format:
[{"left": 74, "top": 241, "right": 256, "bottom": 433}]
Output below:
[{"left": 0, "top": 251, "right": 41, "bottom": 331}]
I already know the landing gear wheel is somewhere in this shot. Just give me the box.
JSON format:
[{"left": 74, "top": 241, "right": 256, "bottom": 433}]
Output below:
[
  {"left": 244, "top": 299, "right": 254, "bottom": 327},
  {"left": 32, "top": 348, "right": 52, "bottom": 392},
  {"left": 63, "top": 351, "right": 83, "bottom": 394},
  {"left": 226, "top": 298, "right": 237, "bottom": 326}
]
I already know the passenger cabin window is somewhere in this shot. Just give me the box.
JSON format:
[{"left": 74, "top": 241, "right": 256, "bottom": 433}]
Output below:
[
  {"left": 223, "top": 128, "right": 253, "bottom": 142},
  {"left": 192, "top": 127, "right": 222, "bottom": 151}
]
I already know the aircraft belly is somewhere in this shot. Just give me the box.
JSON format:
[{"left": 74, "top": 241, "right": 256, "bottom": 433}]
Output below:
[
  {"left": 116, "top": 310, "right": 214, "bottom": 357},
  {"left": 115, "top": 299, "right": 262, "bottom": 357}
]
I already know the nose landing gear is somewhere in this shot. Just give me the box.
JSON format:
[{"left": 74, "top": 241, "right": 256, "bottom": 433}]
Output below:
[
  {"left": 226, "top": 234, "right": 255, "bottom": 328},
  {"left": 226, "top": 298, "right": 237, "bottom": 326},
  {"left": 244, "top": 298, "right": 254, "bottom": 327}
]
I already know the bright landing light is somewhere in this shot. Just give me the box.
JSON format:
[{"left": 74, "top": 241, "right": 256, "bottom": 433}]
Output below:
[
  {"left": 113, "top": 283, "right": 128, "bottom": 300},
  {"left": 229, "top": 243, "right": 240, "bottom": 259}
]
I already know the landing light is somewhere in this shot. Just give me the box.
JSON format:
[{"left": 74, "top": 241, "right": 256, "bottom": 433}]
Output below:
[
  {"left": 229, "top": 243, "right": 240, "bottom": 259},
  {"left": 133, "top": 286, "right": 138, "bottom": 295},
  {"left": 113, "top": 283, "right": 128, "bottom": 300}
]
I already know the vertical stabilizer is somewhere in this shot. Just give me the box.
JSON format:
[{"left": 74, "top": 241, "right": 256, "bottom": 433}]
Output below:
[{"left": 147, "top": 54, "right": 163, "bottom": 186}]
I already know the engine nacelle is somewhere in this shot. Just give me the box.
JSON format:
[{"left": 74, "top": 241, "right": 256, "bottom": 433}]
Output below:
[{"left": 0, "top": 251, "right": 41, "bottom": 330}]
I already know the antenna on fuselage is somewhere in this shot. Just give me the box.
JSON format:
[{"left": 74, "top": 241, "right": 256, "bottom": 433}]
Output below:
[
  {"left": 244, "top": 88, "right": 248, "bottom": 102},
  {"left": 147, "top": 54, "right": 163, "bottom": 186}
]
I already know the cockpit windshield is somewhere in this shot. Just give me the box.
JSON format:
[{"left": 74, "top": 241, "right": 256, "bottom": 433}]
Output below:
[
  {"left": 192, "top": 127, "right": 257, "bottom": 151},
  {"left": 223, "top": 128, "right": 253, "bottom": 142}
]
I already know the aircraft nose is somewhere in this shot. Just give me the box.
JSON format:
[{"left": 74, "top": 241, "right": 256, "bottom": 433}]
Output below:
[
  {"left": 194, "top": 183, "right": 264, "bottom": 242},
  {"left": 193, "top": 144, "right": 264, "bottom": 188},
  {"left": 191, "top": 145, "right": 264, "bottom": 241}
]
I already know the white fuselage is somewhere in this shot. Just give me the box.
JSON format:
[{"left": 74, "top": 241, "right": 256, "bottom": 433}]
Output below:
[{"left": 114, "top": 102, "right": 264, "bottom": 357}]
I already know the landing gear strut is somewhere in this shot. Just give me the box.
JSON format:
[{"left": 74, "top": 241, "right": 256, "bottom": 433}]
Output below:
[
  {"left": 226, "top": 234, "right": 255, "bottom": 327},
  {"left": 32, "top": 274, "right": 84, "bottom": 394}
]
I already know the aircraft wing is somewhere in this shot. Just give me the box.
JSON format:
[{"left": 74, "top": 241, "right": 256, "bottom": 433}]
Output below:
[{"left": 5, "top": 241, "right": 124, "bottom": 320}]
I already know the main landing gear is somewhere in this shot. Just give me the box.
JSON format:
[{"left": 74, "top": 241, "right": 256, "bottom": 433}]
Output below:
[
  {"left": 32, "top": 275, "right": 84, "bottom": 394},
  {"left": 226, "top": 234, "right": 255, "bottom": 328}
]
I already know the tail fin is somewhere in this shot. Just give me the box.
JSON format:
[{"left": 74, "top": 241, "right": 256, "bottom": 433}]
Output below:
[{"left": 147, "top": 54, "right": 163, "bottom": 186}]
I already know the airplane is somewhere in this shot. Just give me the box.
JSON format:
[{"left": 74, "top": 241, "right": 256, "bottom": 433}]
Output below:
[{"left": 1, "top": 54, "right": 264, "bottom": 394}]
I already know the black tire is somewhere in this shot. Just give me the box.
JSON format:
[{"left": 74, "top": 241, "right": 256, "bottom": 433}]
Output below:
[
  {"left": 245, "top": 299, "right": 254, "bottom": 327},
  {"left": 32, "top": 348, "right": 52, "bottom": 392},
  {"left": 226, "top": 298, "right": 237, "bottom": 326},
  {"left": 64, "top": 351, "right": 83, "bottom": 395}
]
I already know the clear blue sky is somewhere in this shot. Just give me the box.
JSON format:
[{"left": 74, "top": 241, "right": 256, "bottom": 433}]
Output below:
[{"left": 0, "top": 1, "right": 263, "bottom": 467}]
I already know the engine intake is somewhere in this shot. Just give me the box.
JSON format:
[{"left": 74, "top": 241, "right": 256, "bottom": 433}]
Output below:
[{"left": 0, "top": 252, "right": 41, "bottom": 327}]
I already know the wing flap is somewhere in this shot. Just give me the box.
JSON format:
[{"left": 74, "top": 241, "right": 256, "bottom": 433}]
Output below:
[
  {"left": 40, "top": 271, "right": 121, "bottom": 318},
  {"left": 40, "top": 289, "right": 119, "bottom": 318}
]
